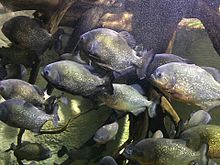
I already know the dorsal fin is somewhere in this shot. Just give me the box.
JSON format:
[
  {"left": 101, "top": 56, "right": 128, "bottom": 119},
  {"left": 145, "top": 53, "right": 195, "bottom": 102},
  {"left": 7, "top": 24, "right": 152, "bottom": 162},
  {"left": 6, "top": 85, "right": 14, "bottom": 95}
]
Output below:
[{"left": 118, "top": 31, "right": 136, "bottom": 49}]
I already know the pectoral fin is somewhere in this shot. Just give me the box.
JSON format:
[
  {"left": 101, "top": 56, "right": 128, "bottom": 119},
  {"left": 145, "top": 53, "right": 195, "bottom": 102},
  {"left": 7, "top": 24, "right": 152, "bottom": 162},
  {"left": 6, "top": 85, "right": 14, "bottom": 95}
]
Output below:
[{"left": 118, "top": 31, "right": 136, "bottom": 49}]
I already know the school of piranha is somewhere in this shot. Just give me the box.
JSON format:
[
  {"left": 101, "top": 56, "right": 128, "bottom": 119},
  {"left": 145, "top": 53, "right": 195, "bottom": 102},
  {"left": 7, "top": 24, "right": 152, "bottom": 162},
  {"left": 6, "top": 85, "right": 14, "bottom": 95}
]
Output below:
[{"left": 0, "top": 5, "right": 220, "bottom": 165}]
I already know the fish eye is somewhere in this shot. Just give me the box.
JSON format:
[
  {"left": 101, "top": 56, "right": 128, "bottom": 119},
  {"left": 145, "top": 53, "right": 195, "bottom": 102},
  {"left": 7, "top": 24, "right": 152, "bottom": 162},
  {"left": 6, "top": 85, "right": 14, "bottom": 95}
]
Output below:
[
  {"left": 44, "top": 70, "right": 50, "bottom": 76},
  {"left": 80, "top": 35, "right": 86, "bottom": 42},
  {"left": 156, "top": 71, "right": 163, "bottom": 78},
  {"left": 0, "top": 86, "right": 4, "bottom": 91}
]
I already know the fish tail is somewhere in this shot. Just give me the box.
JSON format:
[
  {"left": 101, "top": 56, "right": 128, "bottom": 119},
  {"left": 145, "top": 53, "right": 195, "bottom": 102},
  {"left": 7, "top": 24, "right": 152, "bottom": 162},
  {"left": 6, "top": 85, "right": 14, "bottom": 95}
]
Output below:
[
  {"left": 102, "top": 72, "right": 114, "bottom": 95},
  {"left": 51, "top": 28, "right": 65, "bottom": 54},
  {"left": 4, "top": 143, "right": 16, "bottom": 152},
  {"left": 136, "top": 49, "right": 155, "bottom": 79},
  {"left": 147, "top": 95, "right": 161, "bottom": 118},
  {"left": 197, "top": 143, "right": 209, "bottom": 165},
  {"left": 44, "top": 95, "right": 60, "bottom": 127}
]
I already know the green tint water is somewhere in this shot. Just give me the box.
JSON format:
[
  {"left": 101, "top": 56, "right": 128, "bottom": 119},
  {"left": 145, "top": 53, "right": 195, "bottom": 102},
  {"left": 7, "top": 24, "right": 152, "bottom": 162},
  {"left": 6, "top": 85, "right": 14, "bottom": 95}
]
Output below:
[{"left": 0, "top": 11, "right": 220, "bottom": 164}]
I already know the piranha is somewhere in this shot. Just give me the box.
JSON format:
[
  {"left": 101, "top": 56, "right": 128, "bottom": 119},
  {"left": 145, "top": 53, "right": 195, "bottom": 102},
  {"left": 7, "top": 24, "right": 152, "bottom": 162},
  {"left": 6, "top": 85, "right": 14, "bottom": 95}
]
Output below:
[
  {"left": 97, "top": 83, "right": 156, "bottom": 117},
  {"left": 180, "top": 124, "right": 220, "bottom": 158},
  {"left": 93, "top": 121, "right": 119, "bottom": 144},
  {"left": 0, "top": 99, "right": 55, "bottom": 133},
  {"left": 0, "top": 79, "right": 45, "bottom": 106},
  {"left": 123, "top": 138, "right": 208, "bottom": 165},
  {"left": 184, "top": 110, "right": 211, "bottom": 130},
  {"left": 78, "top": 28, "right": 155, "bottom": 79},
  {"left": 2, "top": 16, "right": 52, "bottom": 54},
  {"left": 150, "top": 62, "right": 220, "bottom": 111},
  {"left": 5, "top": 141, "right": 51, "bottom": 161},
  {"left": 42, "top": 60, "right": 113, "bottom": 97},
  {"left": 145, "top": 53, "right": 192, "bottom": 78},
  {"left": 100, "top": 156, "right": 118, "bottom": 165}
]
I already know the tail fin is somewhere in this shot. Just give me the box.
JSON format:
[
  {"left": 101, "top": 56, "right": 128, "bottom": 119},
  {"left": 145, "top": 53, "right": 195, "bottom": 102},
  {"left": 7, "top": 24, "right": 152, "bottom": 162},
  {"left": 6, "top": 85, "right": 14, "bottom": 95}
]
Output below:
[
  {"left": 5, "top": 143, "right": 16, "bottom": 152},
  {"left": 102, "top": 72, "right": 114, "bottom": 95},
  {"left": 147, "top": 95, "right": 161, "bottom": 118},
  {"left": 137, "top": 49, "right": 155, "bottom": 79},
  {"left": 44, "top": 95, "right": 60, "bottom": 127},
  {"left": 198, "top": 143, "right": 209, "bottom": 165},
  {"left": 52, "top": 28, "right": 64, "bottom": 55}
]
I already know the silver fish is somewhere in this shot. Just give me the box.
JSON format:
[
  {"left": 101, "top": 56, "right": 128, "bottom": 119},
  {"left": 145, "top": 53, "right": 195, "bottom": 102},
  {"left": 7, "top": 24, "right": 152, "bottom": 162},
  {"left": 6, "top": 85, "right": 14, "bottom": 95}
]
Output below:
[
  {"left": 0, "top": 79, "right": 45, "bottom": 105},
  {"left": 97, "top": 83, "right": 155, "bottom": 117},
  {"left": 79, "top": 28, "right": 155, "bottom": 79},
  {"left": 0, "top": 99, "right": 52, "bottom": 132},
  {"left": 124, "top": 138, "right": 208, "bottom": 165},
  {"left": 42, "top": 60, "right": 113, "bottom": 97},
  {"left": 151, "top": 62, "right": 220, "bottom": 110},
  {"left": 93, "top": 122, "right": 119, "bottom": 144}
]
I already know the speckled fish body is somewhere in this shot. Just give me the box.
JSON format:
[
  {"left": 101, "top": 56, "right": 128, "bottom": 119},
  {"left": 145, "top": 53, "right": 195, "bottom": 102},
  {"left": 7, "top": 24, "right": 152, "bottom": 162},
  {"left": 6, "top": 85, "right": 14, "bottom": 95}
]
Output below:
[
  {"left": 97, "top": 83, "right": 152, "bottom": 116},
  {"left": 146, "top": 53, "right": 191, "bottom": 78},
  {"left": 0, "top": 79, "right": 45, "bottom": 105},
  {"left": 151, "top": 62, "right": 220, "bottom": 110},
  {"left": 124, "top": 138, "right": 203, "bottom": 165},
  {"left": 202, "top": 66, "right": 220, "bottom": 83},
  {"left": 13, "top": 142, "right": 52, "bottom": 161},
  {"left": 0, "top": 99, "right": 51, "bottom": 132},
  {"left": 79, "top": 28, "right": 153, "bottom": 79},
  {"left": 180, "top": 124, "right": 220, "bottom": 158},
  {"left": 42, "top": 60, "right": 111, "bottom": 96},
  {"left": 2, "top": 16, "right": 51, "bottom": 53},
  {"left": 93, "top": 122, "right": 119, "bottom": 144}
]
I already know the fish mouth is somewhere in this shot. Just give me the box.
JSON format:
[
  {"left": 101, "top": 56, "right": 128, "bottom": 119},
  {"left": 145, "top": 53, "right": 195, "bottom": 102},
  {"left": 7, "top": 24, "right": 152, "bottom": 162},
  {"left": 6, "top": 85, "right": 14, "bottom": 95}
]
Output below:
[
  {"left": 123, "top": 144, "right": 134, "bottom": 158},
  {"left": 150, "top": 73, "right": 170, "bottom": 90},
  {"left": 123, "top": 150, "right": 132, "bottom": 158},
  {"left": 150, "top": 73, "right": 156, "bottom": 81},
  {"left": 150, "top": 73, "right": 162, "bottom": 87}
]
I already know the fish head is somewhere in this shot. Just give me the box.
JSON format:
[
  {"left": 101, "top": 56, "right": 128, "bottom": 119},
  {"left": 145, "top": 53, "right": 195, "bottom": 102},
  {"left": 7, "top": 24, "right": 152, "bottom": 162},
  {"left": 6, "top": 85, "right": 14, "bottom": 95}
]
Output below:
[
  {"left": 2, "top": 18, "right": 14, "bottom": 38},
  {"left": 41, "top": 64, "right": 61, "bottom": 83},
  {"left": 123, "top": 144, "right": 144, "bottom": 161},
  {"left": 150, "top": 64, "right": 176, "bottom": 91},
  {"left": 79, "top": 30, "right": 102, "bottom": 59},
  {"left": 39, "top": 146, "right": 52, "bottom": 160},
  {"left": 2, "top": 16, "right": 27, "bottom": 42},
  {"left": 100, "top": 156, "right": 117, "bottom": 165},
  {"left": 79, "top": 28, "right": 121, "bottom": 60},
  {"left": 180, "top": 129, "right": 201, "bottom": 151},
  {"left": 0, "top": 80, "right": 12, "bottom": 99},
  {"left": 93, "top": 127, "right": 109, "bottom": 144}
]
